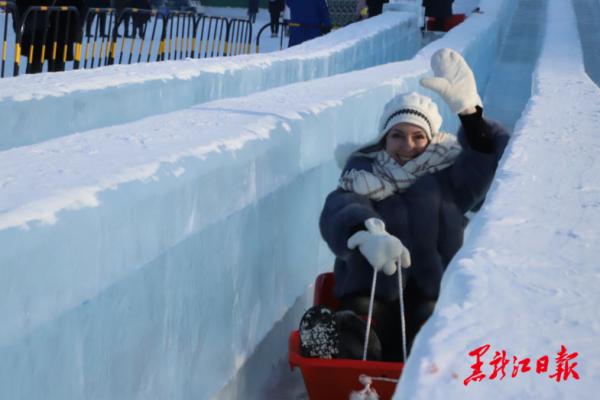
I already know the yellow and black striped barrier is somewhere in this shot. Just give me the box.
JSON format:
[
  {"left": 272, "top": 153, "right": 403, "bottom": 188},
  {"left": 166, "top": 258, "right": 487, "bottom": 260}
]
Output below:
[
  {"left": 14, "top": 5, "right": 82, "bottom": 75},
  {"left": 4, "top": 6, "right": 258, "bottom": 78},
  {"left": 194, "top": 15, "right": 228, "bottom": 59},
  {"left": 227, "top": 18, "right": 252, "bottom": 57},
  {"left": 108, "top": 8, "right": 165, "bottom": 66},
  {"left": 81, "top": 8, "right": 115, "bottom": 69},
  {"left": 1, "top": 1, "right": 17, "bottom": 78},
  {"left": 161, "top": 10, "right": 195, "bottom": 61}
]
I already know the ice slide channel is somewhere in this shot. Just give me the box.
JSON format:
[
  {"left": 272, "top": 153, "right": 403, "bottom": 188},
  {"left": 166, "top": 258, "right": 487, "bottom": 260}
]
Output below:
[
  {"left": 0, "top": 0, "right": 520, "bottom": 399},
  {"left": 0, "top": 11, "right": 420, "bottom": 151},
  {"left": 230, "top": 0, "right": 549, "bottom": 398},
  {"left": 396, "top": 0, "right": 600, "bottom": 398},
  {"left": 572, "top": 0, "right": 600, "bottom": 87}
]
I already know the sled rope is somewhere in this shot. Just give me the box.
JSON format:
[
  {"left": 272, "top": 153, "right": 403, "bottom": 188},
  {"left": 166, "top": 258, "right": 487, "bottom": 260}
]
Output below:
[
  {"left": 362, "top": 264, "right": 408, "bottom": 362},
  {"left": 365, "top": 376, "right": 399, "bottom": 383},
  {"left": 397, "top": 265, "right": 408, "bottom": 363},
  {"left": 354, "top": 265, "right": 407, "bottom": 399},
  {"left": 362, "top": 270, "right": 378, "bottom": 361}
]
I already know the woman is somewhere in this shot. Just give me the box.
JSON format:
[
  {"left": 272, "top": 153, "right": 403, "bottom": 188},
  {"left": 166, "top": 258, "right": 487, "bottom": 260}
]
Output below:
[{"left": 318, "top": 49, "right": 509, "bottom": 361}]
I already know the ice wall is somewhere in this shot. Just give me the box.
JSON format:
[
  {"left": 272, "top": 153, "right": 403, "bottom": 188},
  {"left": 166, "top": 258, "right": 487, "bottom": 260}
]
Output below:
[
  {"left": 395, "top": 0, "right": 600, "bottom": 398},
  {"left": 0, "top": 12, "right": 420, "bottom": 151},
  {"left": 0, "top": 0, "right": 517, "bottom": 398}
]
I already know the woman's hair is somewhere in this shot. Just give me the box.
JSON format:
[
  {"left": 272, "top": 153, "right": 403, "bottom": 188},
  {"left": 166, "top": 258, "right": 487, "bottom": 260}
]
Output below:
[{"left": 354, "top": 133, "right": 387, "bottom": 157}]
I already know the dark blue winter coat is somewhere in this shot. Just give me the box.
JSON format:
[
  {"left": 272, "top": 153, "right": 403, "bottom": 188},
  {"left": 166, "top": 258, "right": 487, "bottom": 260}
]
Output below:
[
  {"left": 286, "top": 0, "right": 331, "bottom": 46},
  {"left": 320, "top": 116, "right": 508, "bottom": 302},
  {"left": 423, "top": 0, "right": 454, "bottom": 18}
]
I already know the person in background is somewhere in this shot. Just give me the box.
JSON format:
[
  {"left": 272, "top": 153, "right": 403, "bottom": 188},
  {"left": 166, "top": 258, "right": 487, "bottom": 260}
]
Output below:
[
  {"left": 356, "top": 0, "right": 368, "bottom": 20},
  {"left": 366, "top": 0, "right": 387, "bottom": 17},
  {"left": 285, "top": 0, "right": 331, "bottom": 47},
  {"left": 423, "top": 0, "right": 454, "bottom": 31},
  {"left": 113, "top": 0, "right": 150, "bottom": 38},
  {"left": 15, "top": 0, "right": 86, "bottom": 73},
  {"left": 84, "top": 0, "right": 112, "bottom": 38},
  {"left": 112, "top": 0, "right": 134, "bottom": 36},
  {"left": 157, "top": 0, "right": 169, "bottom": 19},
  {"left": 268, "top": 0, "right": 285, "bottom": 37},
  {"left": 318, "top": 49, "right": 509, "bottom": 361},
  {"left": 247, "top": 0, "right": 258, "bottom": 24},
  {"left": 129, "top": 0, "right": 151, "bottom": 39}
]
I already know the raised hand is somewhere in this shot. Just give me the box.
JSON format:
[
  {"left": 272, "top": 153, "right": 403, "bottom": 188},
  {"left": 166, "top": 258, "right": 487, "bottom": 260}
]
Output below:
[{"left": 420, "top": 48, "right": 482, "bottom": 115}]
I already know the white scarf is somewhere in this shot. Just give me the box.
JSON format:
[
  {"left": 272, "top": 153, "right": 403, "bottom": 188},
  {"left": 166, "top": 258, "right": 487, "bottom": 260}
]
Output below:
[{"left": 339, "top": 132, "right": 462, "bottom": 201}]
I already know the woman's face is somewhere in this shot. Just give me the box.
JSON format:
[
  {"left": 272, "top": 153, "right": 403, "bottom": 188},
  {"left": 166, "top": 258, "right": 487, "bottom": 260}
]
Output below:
[{"left": 384, "top": 122, "right": 430, "bottom": 165}]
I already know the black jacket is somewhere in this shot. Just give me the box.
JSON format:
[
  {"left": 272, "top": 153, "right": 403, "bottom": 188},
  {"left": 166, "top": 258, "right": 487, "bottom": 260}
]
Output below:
[
  {"left": 423, "top": 0, "right": 453, "bottom": 19},
  {"left": 320, "top": 111, "right": 508, "bottom": 301}
]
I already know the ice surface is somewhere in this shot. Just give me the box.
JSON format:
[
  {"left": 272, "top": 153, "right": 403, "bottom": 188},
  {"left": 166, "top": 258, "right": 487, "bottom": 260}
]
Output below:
[
  {"left": 394, "top": 0, "right": 600, "bottom": 398},
  {"left": 482, "top": 0, "right": 546, "bottom": 130},
  {"left": 0, "top": 0, "right": 517, "bottom": 398},
  {"left": 4, "top": 0, "right": 598, "bottom": 398},
  {"left": 0, "top": 11, "right": 420, "bottom": 150},
  {"left": 572, "top": 0, "right": 600, "bottom": 86}
]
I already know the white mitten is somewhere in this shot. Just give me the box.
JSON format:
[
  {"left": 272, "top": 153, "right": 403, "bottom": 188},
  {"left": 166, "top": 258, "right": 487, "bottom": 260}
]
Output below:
[
  {"left": 347, "top": 218, "right": 411, "bottom": 275},
  {"left": 420, "top": 48, "right": 482, "bottom": 114}
]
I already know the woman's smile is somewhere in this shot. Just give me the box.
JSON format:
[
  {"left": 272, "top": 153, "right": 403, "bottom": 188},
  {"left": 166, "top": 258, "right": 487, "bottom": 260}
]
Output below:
[{"left": 384, "top": 123, "right": 430, "bottom": 165}]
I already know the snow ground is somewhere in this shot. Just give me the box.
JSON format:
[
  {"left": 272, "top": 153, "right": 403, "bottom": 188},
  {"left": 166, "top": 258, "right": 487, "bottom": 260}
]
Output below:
[
  {"left": 1, "top": 0, "right": 599, "bottom": 399},
  {"left": 452, "top": 0, "right": 481, "bottom": 14}
]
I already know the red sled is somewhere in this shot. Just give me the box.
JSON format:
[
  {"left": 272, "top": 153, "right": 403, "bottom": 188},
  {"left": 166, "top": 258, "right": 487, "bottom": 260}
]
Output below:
[
  {"left": 288, "top": 273, "right": 404, "bottom": 400},
  {"left": 426, "top": 13, "right": 466, "bottom": 32}
]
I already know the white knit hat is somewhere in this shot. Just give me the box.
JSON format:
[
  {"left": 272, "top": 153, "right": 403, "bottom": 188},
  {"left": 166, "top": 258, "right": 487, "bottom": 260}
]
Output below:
[
  {"left": 378, "top": 92, "right": 443, "bottom": 141},
  {"left": 335, "top": 92, "right": 444, "bottom": 169}
]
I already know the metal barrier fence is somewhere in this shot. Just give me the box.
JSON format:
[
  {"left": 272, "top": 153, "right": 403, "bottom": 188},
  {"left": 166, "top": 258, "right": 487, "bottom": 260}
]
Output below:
[
  {"left": 161, "top": 10, "right": 194, "bottom": 61},
  {"left": 0, "top": 2, "right": 255, "bottom": 78},
  {"left": 0, "top": 1, "right": 17, "bottom": 77},
  {"left": 227, "top": 17, "right": 252, "bottom": 56},
  {"left": 194, "top": 14, "right": 228, "bottom": 58},
  {"left": 108, "top": 8, "right": 167, "bottom": 65},
  {"left": 82, "top": 8, "right": 116, "bottom": 68},
  {"left": 14, "top": 5, "right": 82, "bottom": 76},
  {"left": 255, "top": 21, "right": 288, "bottom": 54}
]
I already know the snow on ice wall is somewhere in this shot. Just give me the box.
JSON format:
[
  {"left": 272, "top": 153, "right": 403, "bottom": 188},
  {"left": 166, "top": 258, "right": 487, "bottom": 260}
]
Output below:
[
  {"left": 395, "top": 0, "right": 600, "bottom": 398},
  {"left": 0, "top": 12, "right": 420, "bottom": 151},
  {"left": 0, "top": 0, "right": 517, "bottom": 399}
]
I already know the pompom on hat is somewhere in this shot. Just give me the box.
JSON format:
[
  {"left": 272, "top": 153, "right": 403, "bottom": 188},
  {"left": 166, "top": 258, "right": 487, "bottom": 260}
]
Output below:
[{"left": 378, "top": 92, "right": 443, "bottom": 141}]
